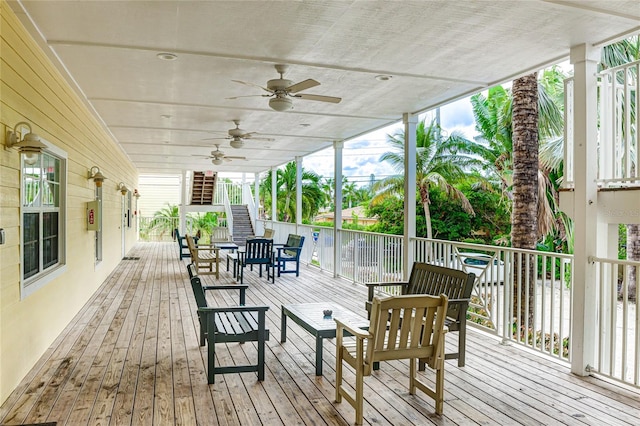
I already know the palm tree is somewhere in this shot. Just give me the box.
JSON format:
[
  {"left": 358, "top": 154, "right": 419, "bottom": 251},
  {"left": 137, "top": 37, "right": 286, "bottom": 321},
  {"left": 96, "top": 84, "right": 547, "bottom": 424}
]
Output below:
[
  {"left": 374, "top": 118, "right": 478, "bottom": 239},
  {"left": 321, "top": 177, "right": 335, "bottom": 211},
  {"left": 149, "top": 203, "right": 179, "bottom": 239},
  {"left": 189, "top": 212, "right": 219, "bottom": 243},
  {"left": 470, "top": 70, "right": 566, "bottom": 240},
  {"left": 511, "top": 72, "right": 540, "bottom": 326},
  {"left": 260, "top": 162, "right": 326, "bottom": 222},
  {"left": 343, "top": 180, "right": 358, "bottom": 209},
  {"left": 469, "top": 85, "right": 514, "bottom": 195}
]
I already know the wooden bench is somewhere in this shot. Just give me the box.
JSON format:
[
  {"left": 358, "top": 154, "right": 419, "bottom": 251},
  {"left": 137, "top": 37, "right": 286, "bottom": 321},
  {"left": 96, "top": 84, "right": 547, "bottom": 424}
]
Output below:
[
  {"left": 274, "top": 234, "right": 305, "bottom": 277},
  {"left": 174, "top": 228, "right": 190, "bottom": 260},
  {"left": 186, "top": 234, "right": 220, "bottom": 279},
  {"left": 188, "top": 264, "right": 269, "bottom": 384},
  {"left": 365, "top": 262, "right": 475, "bottom": 367}
]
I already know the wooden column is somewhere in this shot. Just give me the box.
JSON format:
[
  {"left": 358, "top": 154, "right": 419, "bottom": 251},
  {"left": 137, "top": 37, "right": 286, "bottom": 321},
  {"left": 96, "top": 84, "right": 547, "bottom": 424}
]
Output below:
[
  {"left": 334, "top": 141, "right": 344, "bottom": 278},
  {"left": 180, "top": 170, "right": 187, "bottom": 233},
  {"left": 296, "top": 156, "right": 302, "bottom": 231},
  {"left": 570, "top": 43, "right": 600, "bottom": 376},
  {"left": 271, "top": 167, "right": 277, "bottom": 222},
  {"left": 254, "top": 172, "right": 260, "bottom": 221},
  {"left": 403, "top": 113, "right": 417, "bottom": 280}
]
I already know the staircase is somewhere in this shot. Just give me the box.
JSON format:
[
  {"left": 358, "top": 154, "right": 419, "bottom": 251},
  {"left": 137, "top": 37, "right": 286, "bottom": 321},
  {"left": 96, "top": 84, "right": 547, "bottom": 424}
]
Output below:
[
  {"left": 190, "top": 172, "right": 217, "bottom": 205},
  {"left": 230, "top": 205, "right": 254, "bottom": 246}
]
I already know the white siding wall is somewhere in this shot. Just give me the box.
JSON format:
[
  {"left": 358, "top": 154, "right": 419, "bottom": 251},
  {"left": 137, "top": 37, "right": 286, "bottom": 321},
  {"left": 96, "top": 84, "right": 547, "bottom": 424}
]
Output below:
[
  {"left": 0, "top": 2, "right": 137, "bottom": 403},
  {"left": 138, "top": 174, "right": 181, "bottom": 216}
]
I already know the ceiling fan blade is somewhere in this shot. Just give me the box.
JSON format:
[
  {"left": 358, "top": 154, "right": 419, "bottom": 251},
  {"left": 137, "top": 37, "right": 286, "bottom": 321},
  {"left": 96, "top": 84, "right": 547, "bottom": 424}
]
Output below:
[
  {"left": 201, "top": 136, "right": 231, "bottom": 141},
  {"left": 226, "top": 156, "right": 247, "bottom": 160},
  {"left": 247, "top": 136, "right": 275, "bottom": 142},
  {"left": 239, "top": 132, "right": 275, "bottom": 142},
  {"left": 296, "top": 93, "right": 342, "bottom": 103},
  {"left": 226, "top": 94, "right": 270, "bottom": 100},
  {"left": 286, "top": 78, "right": 320, "bottom": 93},
  {"left": 231, "top": 79, "right": 273, "bottom": 93}
]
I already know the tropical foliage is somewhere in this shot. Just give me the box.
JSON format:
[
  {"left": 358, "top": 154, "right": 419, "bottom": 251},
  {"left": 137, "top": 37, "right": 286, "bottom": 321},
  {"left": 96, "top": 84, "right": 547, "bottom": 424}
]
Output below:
[
  {"left": 260, "top": 162, "right": 326, "bottom": 222},
  {"left": 372, "top": 119, "right": 479, "bottom": 239},
  {"left": 141, "top": 203, "right": 219, "bottom": 243}
]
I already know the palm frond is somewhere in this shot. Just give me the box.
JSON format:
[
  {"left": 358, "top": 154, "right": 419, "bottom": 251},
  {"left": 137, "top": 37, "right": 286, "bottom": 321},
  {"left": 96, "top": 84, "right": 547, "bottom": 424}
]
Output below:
[{"left": 539, "top": 136, "right": 564, "bottom": 173}]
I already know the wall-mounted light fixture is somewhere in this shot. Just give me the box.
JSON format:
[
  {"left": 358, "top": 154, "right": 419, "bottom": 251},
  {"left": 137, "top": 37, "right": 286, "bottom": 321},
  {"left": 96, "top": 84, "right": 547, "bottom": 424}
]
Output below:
[
  {"left": 117, "top": 182, "right": 129, "bottom": 195},
  {"left": 88, "top": 166, "right": 106, "bottom": 187},
  {"left": 133, "top": 189, "right": 140, "bottom": 198},
  {"left": 5, "top": 121, "right": 47, "bottom": 153}
]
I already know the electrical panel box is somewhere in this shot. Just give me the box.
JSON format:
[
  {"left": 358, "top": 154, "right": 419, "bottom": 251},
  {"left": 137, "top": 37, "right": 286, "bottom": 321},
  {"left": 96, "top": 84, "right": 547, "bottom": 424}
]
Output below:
[{"left": 87, "top": 200, "right": 101, "bottom": 231}]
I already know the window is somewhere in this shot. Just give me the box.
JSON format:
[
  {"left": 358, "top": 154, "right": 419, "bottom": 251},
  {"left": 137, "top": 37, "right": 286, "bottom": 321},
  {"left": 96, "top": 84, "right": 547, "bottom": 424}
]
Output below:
[{"left": 21, "top": 148, "right": 66, "bottom": 295}]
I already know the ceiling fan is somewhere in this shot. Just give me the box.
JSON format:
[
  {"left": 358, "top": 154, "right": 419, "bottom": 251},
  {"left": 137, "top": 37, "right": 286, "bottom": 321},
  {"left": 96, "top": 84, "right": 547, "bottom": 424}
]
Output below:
[
  {"left": 228, "top": 64, "right": 342, "bottom": 112},
  {"left": 205, "top": 120, "right": 274, "bottom": 148},
  {"left": 194, "top": 144, "right": 246, "bottom": 165}
]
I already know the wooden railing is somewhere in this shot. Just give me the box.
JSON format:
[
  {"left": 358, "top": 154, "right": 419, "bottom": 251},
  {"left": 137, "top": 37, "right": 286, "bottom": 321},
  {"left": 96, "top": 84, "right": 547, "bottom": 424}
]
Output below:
[
  {"left": 564, "top": 59, "right": 640, "bottom": 188},
  {"left": 238, "top": 221, "right": 640, "bottom": 389},
  {"left": 589, "top": 256, "right": 639, "bottom": 387},
  {"left": 413, "top": 238, "right": 573, "bottom": 363}
]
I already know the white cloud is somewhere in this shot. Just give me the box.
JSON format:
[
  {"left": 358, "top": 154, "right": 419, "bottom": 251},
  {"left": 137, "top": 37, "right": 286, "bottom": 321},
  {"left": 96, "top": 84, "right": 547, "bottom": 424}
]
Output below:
[{"left": 305, "top": 98, "right": 481, "bottom": 183}]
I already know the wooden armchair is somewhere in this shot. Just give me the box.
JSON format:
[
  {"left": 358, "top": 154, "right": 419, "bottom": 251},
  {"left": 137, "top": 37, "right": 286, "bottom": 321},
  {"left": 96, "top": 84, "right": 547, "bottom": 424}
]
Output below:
[
  {"left": 274, "top": 234, "right": 305, "bottom": 277},
  {"left": 174, "top": 228, "right": 190, "bottom": 260},
  {"left": 188, "top": 265, "right": 269, "bottom": 384},
  {"left": 336, "top": 294, "right": 449, "bottom": 424},
  {"left": 251, "top": 228, "right": 274, "bottom": 239},
  {"left": 210, "top": 226, "right": 232, "bottom": 243},
  {"left": 237, "top": 238, "right": 275, "bottom": 284},
  {"left": 365, "top": 262, "right": 475, "bottom": 367},
  {"left": 187, "top": 263, "right": 248, "bottom": 344},
  {"left": 186, "top": 234, "right": 221, "bottom": 279}
]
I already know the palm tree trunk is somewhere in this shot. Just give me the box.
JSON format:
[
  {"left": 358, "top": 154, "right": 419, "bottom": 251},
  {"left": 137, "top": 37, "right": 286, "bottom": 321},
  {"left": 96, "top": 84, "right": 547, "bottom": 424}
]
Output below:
[
  {"left": 511, "top": 72, "right": 539, "bottom": 332},
  {"left": 424, "top": 201, "right": 433, "bottom": 240},
  {"left": 626, "top": 224, "right": 639, "bottom": 301},
  {"left": 419, "top": 184, "right": 433, "bottom": 239}
]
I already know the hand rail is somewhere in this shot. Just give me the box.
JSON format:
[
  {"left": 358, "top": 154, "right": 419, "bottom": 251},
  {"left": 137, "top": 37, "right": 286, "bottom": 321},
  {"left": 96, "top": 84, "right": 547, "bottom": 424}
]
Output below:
[{"left": 222, "top": 185, "right": 233, "bottom": 237}]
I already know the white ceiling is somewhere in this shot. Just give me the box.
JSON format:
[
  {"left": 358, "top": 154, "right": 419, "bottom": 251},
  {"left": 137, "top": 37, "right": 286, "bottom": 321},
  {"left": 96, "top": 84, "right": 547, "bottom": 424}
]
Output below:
[{"left": 11, "top": 0, "right": 640, "bottom": 175}]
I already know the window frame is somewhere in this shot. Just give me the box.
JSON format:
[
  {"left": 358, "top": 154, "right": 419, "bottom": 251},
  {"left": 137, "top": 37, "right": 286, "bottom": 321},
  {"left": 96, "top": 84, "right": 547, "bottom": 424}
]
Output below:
[{"left": 20, "top": 142, "right": 67, "bottom": 299}]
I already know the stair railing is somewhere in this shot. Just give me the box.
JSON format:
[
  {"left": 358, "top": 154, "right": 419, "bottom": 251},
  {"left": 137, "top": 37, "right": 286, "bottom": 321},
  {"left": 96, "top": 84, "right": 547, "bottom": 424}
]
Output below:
[
  {"left": 242, "top": 182, "right": 256, "bottom": 232},
  {"left": 222, "top": 185, "right": 234, "bottom": 239}
]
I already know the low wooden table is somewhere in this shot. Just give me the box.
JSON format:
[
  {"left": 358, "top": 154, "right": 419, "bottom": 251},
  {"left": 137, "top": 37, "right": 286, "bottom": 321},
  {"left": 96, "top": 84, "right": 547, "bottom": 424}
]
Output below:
[
  {"left": 214, "top": 242, "right": 240, "bottom": 274},
  {"left": 281, "top": 303, "right": 370, "bottom": 376}
]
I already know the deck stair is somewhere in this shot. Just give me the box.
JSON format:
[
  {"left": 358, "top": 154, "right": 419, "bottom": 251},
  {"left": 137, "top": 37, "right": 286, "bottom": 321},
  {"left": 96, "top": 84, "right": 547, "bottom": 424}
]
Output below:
[
  {"left": 190, "top": 171, "right": 217, "bottom": 205},
  {"left": 230, "top": 205, "right": 254, "bottom": 246}
]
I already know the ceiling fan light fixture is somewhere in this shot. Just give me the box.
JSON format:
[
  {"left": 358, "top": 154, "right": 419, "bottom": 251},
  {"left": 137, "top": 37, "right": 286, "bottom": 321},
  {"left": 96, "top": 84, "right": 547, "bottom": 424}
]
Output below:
[
  {"left": 212, "top": 158, "right": 223, "bottom": 165},
  {"left": 230, "top": 138, "right": 244, "bottom": 149},
  {"left": 269, "top": 96, "right": 293, "bottom": 112}
]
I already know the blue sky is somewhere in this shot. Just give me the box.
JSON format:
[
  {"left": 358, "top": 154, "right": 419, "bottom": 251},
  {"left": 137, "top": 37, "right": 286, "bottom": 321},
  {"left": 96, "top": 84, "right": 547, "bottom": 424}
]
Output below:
[{"left": 303, "top": 97, "right": 478, "bottom": 186}]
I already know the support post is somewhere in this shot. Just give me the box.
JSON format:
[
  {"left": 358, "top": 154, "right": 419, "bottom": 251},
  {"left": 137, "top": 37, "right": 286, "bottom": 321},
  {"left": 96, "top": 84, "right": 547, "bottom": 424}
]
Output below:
[
  {"left": 334, "top": 141, "right": 344, "bottom": 278},
  {"left": 296, "top": 156, "right": 302, "bottom": 231},
  {"left": 271, "top": 167, "right": 277, "bottom": 222},
  {"left": 180, "top": 170, "right": 187, "bottom": 234},
  {"left": 570, "top": 43, "right": 600, "bottom": 376},
  {"left": 254, "top": 172, "right": 260, "bottom": 221},
  {"left": 403, "top": 113, "right": 418, "bottom": 280}
]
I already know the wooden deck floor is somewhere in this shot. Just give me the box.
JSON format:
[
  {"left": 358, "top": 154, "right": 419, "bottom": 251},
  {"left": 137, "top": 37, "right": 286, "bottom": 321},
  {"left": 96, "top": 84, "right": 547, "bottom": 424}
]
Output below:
[{"left": 1, "top": 242, "right": 639, "bottom": 426}]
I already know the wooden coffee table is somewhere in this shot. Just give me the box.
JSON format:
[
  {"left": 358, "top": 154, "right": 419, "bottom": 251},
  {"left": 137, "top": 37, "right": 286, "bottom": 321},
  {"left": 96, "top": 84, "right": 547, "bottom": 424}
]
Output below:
[{"left": 281, "top": 302, "right": 370, "bottom": 376}]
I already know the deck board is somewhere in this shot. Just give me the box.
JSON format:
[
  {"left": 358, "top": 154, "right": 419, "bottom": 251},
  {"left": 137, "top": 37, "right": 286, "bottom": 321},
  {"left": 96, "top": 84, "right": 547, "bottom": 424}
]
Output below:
[{"left": 1, "top": 242, "right": 639, "bottom": 426}]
